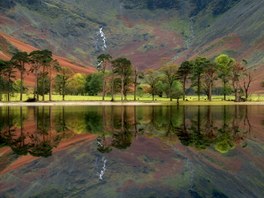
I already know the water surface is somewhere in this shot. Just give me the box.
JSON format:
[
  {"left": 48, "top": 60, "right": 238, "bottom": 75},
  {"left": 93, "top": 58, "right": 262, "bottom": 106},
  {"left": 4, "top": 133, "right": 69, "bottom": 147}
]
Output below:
[{"left": 0, "top": 105, "right": 263, "bottom": 198}]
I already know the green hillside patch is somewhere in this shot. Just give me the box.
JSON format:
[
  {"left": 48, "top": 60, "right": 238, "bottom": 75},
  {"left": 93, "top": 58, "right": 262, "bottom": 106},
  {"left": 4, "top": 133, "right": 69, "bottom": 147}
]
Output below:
[{"left": 163, "top": 18, "right": 190, "bottom": 36}]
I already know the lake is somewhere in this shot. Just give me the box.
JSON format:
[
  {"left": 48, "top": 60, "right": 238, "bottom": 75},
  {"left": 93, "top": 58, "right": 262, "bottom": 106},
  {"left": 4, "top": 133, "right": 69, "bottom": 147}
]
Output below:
[{"left": 0, "top": 105, "right": 263, "bottom": 198}]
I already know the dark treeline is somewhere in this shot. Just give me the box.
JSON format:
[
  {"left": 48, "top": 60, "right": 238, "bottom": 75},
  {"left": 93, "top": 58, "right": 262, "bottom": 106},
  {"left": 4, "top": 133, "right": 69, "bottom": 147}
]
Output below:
[
  {"left": 0, "top": 50, "right": 60, "bottom": 102},
  {"left": 0, "top": 105, "right": 252, "bottom": 156},
  {"left": 0, "top": 51, "right": 253, "bottom": 102},
  {"left": 88, "top": 53, "right": 253, "bottom": 102}
]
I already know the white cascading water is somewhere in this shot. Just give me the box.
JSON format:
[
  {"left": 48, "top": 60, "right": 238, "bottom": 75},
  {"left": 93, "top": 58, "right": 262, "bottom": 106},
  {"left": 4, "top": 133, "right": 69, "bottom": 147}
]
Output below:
[
  {"left": 99, "top": 27, "right": 107, "bottom": 50},
  {"left": 96, "top": 138, "right": 107, "bottom": 181},
  {"left": 95, "top": 26, "right": 107, "bottom": 52},
  {"left": 97, "top": 157, "right": 107, "bottom": 181}
]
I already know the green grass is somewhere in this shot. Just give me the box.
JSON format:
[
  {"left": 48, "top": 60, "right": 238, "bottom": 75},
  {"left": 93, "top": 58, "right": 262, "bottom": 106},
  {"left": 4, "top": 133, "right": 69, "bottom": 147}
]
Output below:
[
  {"left": 1, "top": 93, "right": 264, "bottom": 103},
  {"left": 0, "top": 93, "right": 165, "bottom": 102}
]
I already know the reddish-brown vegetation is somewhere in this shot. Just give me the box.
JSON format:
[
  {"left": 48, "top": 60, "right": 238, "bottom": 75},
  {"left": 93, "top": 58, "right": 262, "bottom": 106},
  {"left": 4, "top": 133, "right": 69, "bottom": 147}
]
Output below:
[{"left": 0, "top": 32, "right": 96, "bottom": 86}]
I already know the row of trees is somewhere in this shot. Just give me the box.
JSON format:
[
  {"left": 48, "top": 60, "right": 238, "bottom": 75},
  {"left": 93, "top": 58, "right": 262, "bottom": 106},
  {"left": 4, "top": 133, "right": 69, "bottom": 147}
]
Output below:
[
  {"left": 0, "top": 50, "right": 60, "bottom": 101},
  {"left": 0, "top": 50, "right": 85, "bottom": 101},
  {"left": 0, "top": 50, "right": 253, "bottom": 102},
  {"left": 87, "top": 53, "right": 252, "bottom": 102},
  {"left": 144, "top": 55, "right": 252, "bottom": 102},
  {"left": 0, "top": 50, "right": 137, "bottom": 102}
]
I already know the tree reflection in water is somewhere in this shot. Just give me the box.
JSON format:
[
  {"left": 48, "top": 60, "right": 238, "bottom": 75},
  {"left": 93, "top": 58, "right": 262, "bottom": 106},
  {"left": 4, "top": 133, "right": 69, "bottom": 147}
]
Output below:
[
  {"left": 0, "top": 105, "right": 253, "bottom": 157},
  {"left": 0, "top": 106, "right": 69, "bottom": 157},
  {"left": 176, "top": 106, "right": 251, "bottom": 153},
  {"left": 96, "top": 106, "right": 135, "bottom": 153},
  {"left": 94, "top": 105, "right": 252, "bottom": 154}
]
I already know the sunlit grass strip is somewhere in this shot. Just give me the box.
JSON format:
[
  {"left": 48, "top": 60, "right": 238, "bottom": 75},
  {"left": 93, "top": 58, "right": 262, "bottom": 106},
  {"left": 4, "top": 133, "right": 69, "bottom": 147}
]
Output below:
[{"left": 1, "top": 93, "right": 264, "bottom": 102}]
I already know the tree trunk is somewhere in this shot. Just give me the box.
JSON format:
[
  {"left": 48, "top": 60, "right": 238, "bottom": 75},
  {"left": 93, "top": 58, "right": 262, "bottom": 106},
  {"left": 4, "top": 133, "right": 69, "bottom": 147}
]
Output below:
[
  {"left": 223, "top": 80, "right": 227, "bottom": 101},
  {"left": 134, "top": 70, "right": 137, "bottom": 101},
  {"left": 36, "top": 76, "right": 39, "bottom": 101},
  {"left": 42, "top": 65, "right": 45, "bottom": 102},
  {"left": 7, "top": 77, "right": 11, "bottom": 102},
  {"left": 121, "top": 75, "right": 124, "bottom": 101},
  {"left": 20, "top": 71, "right": 23, "bottom": 101},
  {"left": 134, "top": 83, "right": 137, "bottom": 101},
  {"left": 245, "top": 89, "right": 248, "bottom": 100},
  {"left": 234, "top": 88, "right": 240, "bottom": 102},
  {"left": 198, "top": 75, "right": 201, "bottom": 101},
  {"left": 49, "top": 67, "right": 52, "bottom": 101},
  {"left": 169, "top": 83, "right": 172, "bottom": 101},
  {"left": 34, "top": 73, "right": 37, "bottom": 99},
  {"left": 183, "top": 77, "right": 186, "bottom": 101},
  {"left": 111, "top": 73, "right": 114, "bottom": 101},
  {"left": 62, "top": 77, "right": 66, "bottom": 101},
  {"left": 62, "top": 83, "right": 65, "bottom": 101},
  {"left": 102, "top": 73, "right": 106, "bottom": 101},
  {"left": 208, "top": 83, "right": 212, "bottom": 101},
  {"left": 234, "top": 89, "right": 238, "bottom": 102}
]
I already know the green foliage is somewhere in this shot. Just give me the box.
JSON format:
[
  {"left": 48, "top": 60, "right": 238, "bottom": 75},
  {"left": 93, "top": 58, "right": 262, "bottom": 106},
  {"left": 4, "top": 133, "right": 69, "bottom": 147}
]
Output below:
[
  {"left": 0, "top": 60, "right": 14, "bottom": 99},
  {"left": 112, "top": 58, "right": 132, "bottom": 77},
  {"left": 155, "top": 80, "right": 165, "bottom": 97},
  {"left": 215, "top": 54, "right": 235, "bottom": 99},
  {"left": 11, "top": 51, "right": 29, "bottom": 72},
  {"left": 10, "top": 51, "right": 30, "bottom": 101},
  {"left": 171, "top": 80, "right": 184, "bottom": 99},
  {"left": 97, "top": 54, "right": 112, "bottom": 71},
  {"left": 54, "top": 67, "right": 73, "bottom": 99},
  {"left": 29, "top": 50, "right": 52, "bottom": 65},
  {"left": 85, "top": 72, "right": 103, "bottom": 96},
  {"left": 13, "top": 80, "right": 27, "bottom": 94},
  {"left": 36, "top": 75, "right": 50, "bottom": 96},
  {"left": 144, "top": 69, "right": 161, "bottom": 100},
  {"left": 177, "top": 61, "right": 192, "bottom": 81},
  {"left": 215, "top": 54, "right": 234, "bottom": 83},
  {"left": 112, "top": 57, "right": 133, "bottom": 100},
  {"left": 160, "top": 64, "right": 178, "bottom": 101},
  {"left": 191, "top": 57, "right": 210, "bottom": 100},
  {"left": 67, "top": 73, "right": 86, "bottom": 95}
]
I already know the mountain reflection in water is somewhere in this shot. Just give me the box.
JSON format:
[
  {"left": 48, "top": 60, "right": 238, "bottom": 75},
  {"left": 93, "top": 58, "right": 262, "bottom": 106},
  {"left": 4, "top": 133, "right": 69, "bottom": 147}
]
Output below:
[
  {"left": 0, "top": 105, "right": 263, "bottom": 198},
  {"left": 0, "top": 105, "right": 252, "bottom": 156}
]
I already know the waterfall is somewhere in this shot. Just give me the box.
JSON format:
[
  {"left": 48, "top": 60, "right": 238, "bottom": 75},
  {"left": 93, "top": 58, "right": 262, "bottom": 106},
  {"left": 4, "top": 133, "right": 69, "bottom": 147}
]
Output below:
[{"left": 95, "top": 26, "right": 107, "bottom": 52}]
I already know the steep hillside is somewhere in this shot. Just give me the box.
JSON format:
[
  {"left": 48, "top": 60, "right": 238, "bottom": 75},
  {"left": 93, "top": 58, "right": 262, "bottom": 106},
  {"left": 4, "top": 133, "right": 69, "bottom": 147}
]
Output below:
[
  {"left": 0, "top": 0, "right": 264, "bottom": 70},
  {"left": 0, "top": 32, "right": 95, "bottom": 86}
]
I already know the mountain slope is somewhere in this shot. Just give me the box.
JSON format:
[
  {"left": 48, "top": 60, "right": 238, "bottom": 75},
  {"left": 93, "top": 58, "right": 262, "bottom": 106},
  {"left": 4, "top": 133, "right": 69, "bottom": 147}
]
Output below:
[
  {"left": 0, "top": 0, "right": 264, "bottom": 70},
  {"left": 0, "top": 32, "right": 95, "bottom": 86}
]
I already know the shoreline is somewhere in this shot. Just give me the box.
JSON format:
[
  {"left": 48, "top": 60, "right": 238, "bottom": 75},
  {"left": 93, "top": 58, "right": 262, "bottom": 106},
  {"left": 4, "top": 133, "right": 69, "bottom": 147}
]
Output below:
[
  {"left": 0, "top": 101, "right": 162, "bottom": 106},
  {"left": 1, "top": 101, "right": 264, "bottom": 106}
]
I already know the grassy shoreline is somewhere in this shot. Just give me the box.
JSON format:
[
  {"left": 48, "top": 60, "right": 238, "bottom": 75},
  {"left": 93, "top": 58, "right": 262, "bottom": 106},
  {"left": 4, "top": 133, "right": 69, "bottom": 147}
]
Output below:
[
  {"left": 1, "top": 100, "right": 264, "bottom": 106},
  {"left": 1, "top": 94, "right": 264, "bottom": 106}
]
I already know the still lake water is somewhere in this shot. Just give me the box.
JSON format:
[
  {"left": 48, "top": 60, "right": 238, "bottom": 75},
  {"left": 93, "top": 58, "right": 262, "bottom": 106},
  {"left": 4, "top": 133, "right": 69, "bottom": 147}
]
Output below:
[{"left": 0, "top": 105, "right": 263, "bottom": 198}]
